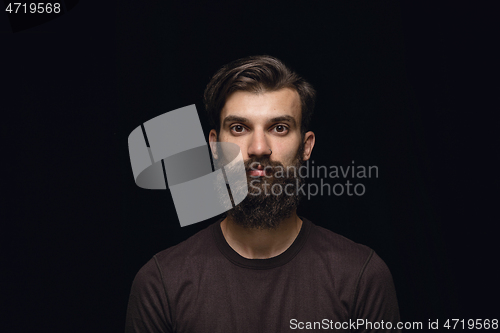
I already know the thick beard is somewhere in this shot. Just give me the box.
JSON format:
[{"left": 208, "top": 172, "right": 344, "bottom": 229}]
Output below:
[{"left": 226, "top": 142, "right": 306, "bottom": 230}]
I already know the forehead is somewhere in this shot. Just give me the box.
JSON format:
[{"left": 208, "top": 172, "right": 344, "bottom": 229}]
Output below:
[{"left": 220, "top": 88, "right": 301, "bottom": 125}]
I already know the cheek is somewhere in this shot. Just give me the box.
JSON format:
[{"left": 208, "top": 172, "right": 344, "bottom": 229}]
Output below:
[
  {"left": 219, "top": 133, "right": 249, "bottom": 156},
  {"left": 274, "top": 141, "right": 300, "bottom": 163}
]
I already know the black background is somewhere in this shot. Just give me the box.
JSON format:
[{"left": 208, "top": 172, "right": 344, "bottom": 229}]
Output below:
[{"left": 3, "top": 1, "right": 499, "bottom": 332}]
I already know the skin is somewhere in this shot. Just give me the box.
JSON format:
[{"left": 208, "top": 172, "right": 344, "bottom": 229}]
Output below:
[{"left": 209, "top": 88, "right": 316, "bottom": 259}]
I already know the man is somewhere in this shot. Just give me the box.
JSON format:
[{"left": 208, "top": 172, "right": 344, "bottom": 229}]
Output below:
[{"left": 125, "top": 55, "right": 401, "bottom": 332}]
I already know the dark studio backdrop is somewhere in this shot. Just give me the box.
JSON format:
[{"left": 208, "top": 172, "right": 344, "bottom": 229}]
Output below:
[{"left": 3, "top": 1, "right": 498, "bottom": 332}]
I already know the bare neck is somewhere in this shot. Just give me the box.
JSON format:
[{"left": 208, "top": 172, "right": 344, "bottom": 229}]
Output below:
[{"left": 220, "top": 212, "right": 303, "bottom": 259}]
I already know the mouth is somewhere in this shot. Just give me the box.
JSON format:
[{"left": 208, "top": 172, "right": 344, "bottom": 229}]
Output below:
[{"left": 248, "top": 169, "right": 267, "bottom": 177}]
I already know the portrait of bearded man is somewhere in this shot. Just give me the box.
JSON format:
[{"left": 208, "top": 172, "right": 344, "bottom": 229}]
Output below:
[{"left": 125, "top": 55, "right": 401, "bottom": 333}]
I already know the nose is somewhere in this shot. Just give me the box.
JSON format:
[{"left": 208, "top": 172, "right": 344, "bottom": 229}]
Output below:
[{"left": 247, "top": 129, "right": 272, "bottom": 158}]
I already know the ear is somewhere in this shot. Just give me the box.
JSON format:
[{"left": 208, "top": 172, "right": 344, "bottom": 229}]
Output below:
[
  {"left": 302, "top": 131, "right": 315, "bottom": 161},
  {"left": 209, "top": 129, "right": 218, "bottom": 159}
]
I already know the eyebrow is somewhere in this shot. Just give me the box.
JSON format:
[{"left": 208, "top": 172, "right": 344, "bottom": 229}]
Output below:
[
  {"left": 222, "top": 115, "right": 249, "bottom": 126},
  {"left": 269, "top": 115, "right": 297, "bottom": 127},
  {"left": 222, "top": 115, "right": 297, "bottom": 127}
]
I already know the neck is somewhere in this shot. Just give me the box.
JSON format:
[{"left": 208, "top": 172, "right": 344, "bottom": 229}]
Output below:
[{"left": 220, "top": 212, "right": 303, "bottom": 259}]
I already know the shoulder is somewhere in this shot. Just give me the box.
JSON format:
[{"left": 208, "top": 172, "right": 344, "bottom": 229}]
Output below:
[
  {"left": 302, "top": 218, "right": 399, "bottom": 319},
  {"left": 145, "top": 222, "right": 219, "bottom": 275},
  {"left": 302, "top": 217, "right": 393, "bottom": 285},
  {"left": 305, "top": 219, "right": 374, "bottom": 267},
  {"left": 130, "top": 223, "right": 217, "bottom": 295}
]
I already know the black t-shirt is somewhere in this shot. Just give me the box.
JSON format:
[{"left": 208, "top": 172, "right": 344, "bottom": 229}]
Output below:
[{"left": 125, "top": 217, "right": 400, "bottom": 332}]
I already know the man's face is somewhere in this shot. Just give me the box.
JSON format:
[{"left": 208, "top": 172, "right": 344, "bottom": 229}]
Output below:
[
  {"left": 209, "top": 88, "right": 315, "bottom": 229},
  {"left": 215, "top": 87, "right": 305, "bottom": 167}
]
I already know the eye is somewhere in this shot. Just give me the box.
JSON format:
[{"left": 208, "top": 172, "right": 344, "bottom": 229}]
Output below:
[
  {"left": 230, "top": 124, "right": 247, "bottom": 134},
  {"left": 272, "top": 124, "right": 289, "bottom": 134}
]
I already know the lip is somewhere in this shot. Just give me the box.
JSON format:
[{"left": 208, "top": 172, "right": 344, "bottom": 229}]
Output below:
[{"left": 248, "top": 170, "right": 267, "bottom": 177}]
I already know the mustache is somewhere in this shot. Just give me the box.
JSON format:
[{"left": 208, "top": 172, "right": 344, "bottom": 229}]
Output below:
[{"left": 244, "top": 157, "right": 285, "bottom": 172}]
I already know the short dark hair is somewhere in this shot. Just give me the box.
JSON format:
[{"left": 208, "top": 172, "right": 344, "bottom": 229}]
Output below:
[{"left": 203, "top": 55, "right": 316, "bottom": 136}]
